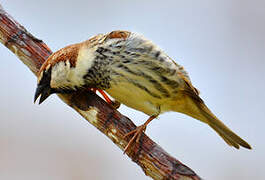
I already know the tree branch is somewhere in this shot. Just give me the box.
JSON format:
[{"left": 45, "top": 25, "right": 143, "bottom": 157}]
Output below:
[{"left": 0, "top": 5, "right": 201, "bottom": 180}]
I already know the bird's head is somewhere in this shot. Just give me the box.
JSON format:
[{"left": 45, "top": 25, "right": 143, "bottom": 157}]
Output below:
[
  {"left": 34, "top": 32, "right": 122, "bottom": 104},
  {"left": 34, "top": 43, "right": 91, "bottom": 104}
]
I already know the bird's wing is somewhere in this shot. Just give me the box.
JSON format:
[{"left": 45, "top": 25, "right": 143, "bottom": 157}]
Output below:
[
  {"left": 179, "top": 73, "right": 203, "bottom": 103},
  {"left": 102, "top": 30, "right": 201, "bottom": 96}
]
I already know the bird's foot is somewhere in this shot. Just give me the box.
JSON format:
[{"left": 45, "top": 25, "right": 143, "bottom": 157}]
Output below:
[
  {"left": 123, "top": 115, "right": 157, "bottom": 154},
  {"left": 123, "top": 124, "right": 147, "bottom": 153},
  {"left": 90, "top": 88, "right": 120, "bottom": 109}
]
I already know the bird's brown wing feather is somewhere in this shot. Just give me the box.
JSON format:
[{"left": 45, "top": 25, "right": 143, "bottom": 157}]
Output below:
[
  {"left": 177, "top": 71, "right": 203, "bottom": 103},
  {"left": 105, "top": 30, "right": 131, "bottom": 40}
]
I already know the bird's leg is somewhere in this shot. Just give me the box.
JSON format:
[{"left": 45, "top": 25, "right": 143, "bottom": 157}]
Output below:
[
  {"left": 97, "top": 89, "right": 121, "bottom": 109},
  {"left": 97, "top": 89, "right": 112, "bottom": 104},
  {"left": 89, "top": 88, "right": 120, "bottom": 109},
  {"left": 123, "top": 115, "right": 157, "bottom": 153}
]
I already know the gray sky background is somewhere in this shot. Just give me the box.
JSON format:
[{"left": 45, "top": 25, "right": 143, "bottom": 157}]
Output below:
[{"left": 0, "top": 0, "right": 264, "bottom": 180}]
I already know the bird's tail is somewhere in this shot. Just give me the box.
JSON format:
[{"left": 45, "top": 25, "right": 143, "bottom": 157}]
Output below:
[{"left": 175, "top": 95, "right": 252, "bottom": 149}]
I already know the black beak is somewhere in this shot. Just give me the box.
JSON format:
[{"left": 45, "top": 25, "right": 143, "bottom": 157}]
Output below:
[
  {"left": 34, "top": 67, "right": 53, "bottom": 104},
  {"left": 34, "top": 84, "right": 52, "bottom": 104}
]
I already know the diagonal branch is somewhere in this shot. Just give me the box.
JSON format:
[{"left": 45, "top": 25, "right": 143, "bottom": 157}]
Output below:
[{"left": 0, "top": 5, "right": 201, "bottom": 180}]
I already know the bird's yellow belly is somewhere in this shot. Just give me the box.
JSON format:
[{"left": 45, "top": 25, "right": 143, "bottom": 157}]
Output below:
[{"left": 106, "top": 81, "right": 163, "bottom": 116}]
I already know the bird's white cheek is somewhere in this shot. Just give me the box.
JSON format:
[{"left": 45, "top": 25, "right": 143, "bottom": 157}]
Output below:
[
  {"left": 75, "top": 46, "right": 95, "bottom": 76},
  {"left": 67, "top": 46, "right": 95, "bottom": 86},
  {"left": 51, "top": 61, "right": 71, "bottom": 88}
]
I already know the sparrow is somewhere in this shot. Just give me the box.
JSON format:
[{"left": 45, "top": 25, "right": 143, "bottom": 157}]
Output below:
[{"left": 34, "top": 30, "right": 251, "bottom": 152}]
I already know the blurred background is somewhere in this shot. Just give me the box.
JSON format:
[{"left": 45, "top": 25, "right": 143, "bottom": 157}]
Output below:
[{"left": 0, "top": 0, "right": 264, "bottom": 179}]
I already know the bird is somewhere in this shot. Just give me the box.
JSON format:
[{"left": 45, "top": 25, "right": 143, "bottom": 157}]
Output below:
[{"left": 34, "top": 30, "right": 251, "bottom": 152}]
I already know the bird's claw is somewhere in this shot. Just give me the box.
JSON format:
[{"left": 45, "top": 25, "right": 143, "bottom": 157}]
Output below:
[{"left": 123, "top": 125, "right": 146, "bottom": 153}]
